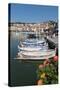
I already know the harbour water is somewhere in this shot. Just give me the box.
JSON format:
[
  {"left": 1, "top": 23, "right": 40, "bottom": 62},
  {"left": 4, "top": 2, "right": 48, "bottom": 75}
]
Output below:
[
  {"left": 9, "top": 31, "right": 37, "bottom": 86},
  {"left": 9, "top": 31, "right": 57, "bottom": 86}
]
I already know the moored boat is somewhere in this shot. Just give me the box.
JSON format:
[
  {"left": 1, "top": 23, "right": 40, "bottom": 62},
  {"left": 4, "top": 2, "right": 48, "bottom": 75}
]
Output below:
[{"left": 17, "top": 38, "right": 56, "bottom": 60}]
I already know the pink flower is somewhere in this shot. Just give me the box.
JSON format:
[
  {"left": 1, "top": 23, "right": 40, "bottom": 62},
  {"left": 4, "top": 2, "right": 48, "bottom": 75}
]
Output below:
[
  {"left": 37, "top": 79, "right": 43, "bottom": 85},
  {"left": 39, "top": 64, "right": 44, "bottom": 69},
  {"left": 43, "top": 59, "right": 50, "bottom": 66},
  {"left": 53, "top": 56, "right": 58, "bottom": 62}
]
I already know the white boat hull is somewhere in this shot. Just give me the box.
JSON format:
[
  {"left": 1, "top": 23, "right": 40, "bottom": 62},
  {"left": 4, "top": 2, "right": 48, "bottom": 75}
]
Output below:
[
  {"left": 18, "top": 45, "right": 48, "bottom": 51},
  {"left": 17, "top": 50, "right": 56, "bottom": 59}
]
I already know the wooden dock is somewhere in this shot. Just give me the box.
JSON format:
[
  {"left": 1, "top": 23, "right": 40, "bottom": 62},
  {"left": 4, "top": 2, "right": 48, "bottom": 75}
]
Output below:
[{"left": 46, "top": 36, "right": 58, "bottom": 47}]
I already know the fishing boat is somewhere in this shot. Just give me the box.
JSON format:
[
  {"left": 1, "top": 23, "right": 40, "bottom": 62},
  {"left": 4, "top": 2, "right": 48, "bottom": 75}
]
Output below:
[{"left": 17, "top": 38, "right": 56, "bottom": 60}]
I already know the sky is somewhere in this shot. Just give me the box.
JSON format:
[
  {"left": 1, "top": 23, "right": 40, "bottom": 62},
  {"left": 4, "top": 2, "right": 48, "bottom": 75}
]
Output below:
[{"left": 9, "top": 3, "right": 58, "bottom": 23}]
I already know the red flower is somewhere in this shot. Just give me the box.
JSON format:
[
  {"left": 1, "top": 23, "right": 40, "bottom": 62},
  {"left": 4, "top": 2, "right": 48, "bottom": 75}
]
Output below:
[{"left": 53, "top": 56, "right": 58, "bottom": 62}]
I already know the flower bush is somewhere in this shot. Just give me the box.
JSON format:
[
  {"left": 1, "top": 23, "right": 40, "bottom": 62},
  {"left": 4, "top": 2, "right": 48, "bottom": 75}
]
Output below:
[{"left": 37, "top": 56, "right": 58, "bottom": 85}]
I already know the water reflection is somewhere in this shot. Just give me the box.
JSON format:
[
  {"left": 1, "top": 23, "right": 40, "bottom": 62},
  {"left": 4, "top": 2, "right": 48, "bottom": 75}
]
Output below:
[{"left": 9, "top": 31, "right": 37, "bottom": 86}]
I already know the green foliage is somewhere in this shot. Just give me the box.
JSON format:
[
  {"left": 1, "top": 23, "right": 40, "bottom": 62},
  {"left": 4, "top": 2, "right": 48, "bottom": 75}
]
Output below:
[{"left": 36, "top": 58, "right": 58, "bottom": 85}]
